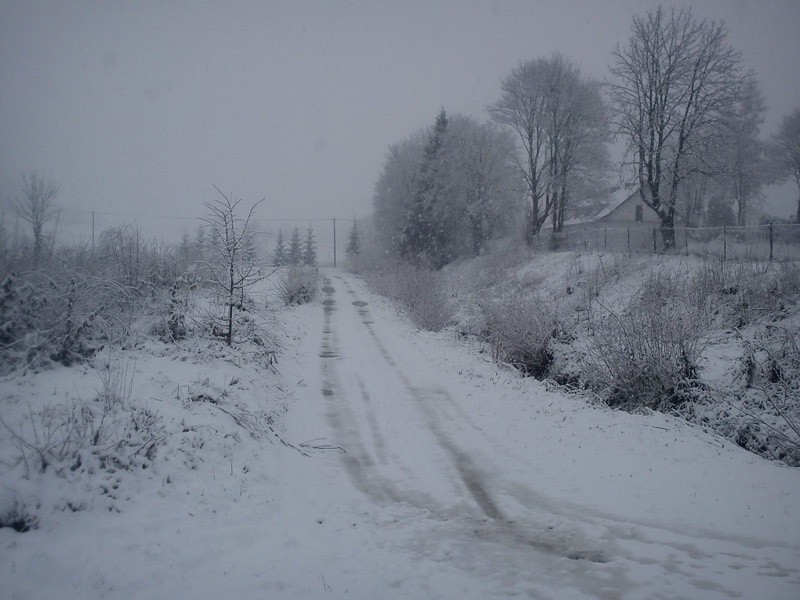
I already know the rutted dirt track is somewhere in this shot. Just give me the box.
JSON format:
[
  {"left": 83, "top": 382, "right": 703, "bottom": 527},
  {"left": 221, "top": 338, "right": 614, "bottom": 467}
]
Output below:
[{"left": 314, "top": 273, "right": 800, "bottom": 599}]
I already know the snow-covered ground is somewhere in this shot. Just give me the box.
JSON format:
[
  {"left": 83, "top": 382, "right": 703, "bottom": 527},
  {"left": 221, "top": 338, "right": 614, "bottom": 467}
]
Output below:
[{"left": 2, "top": 269, "right": 800, "bottom": 599}]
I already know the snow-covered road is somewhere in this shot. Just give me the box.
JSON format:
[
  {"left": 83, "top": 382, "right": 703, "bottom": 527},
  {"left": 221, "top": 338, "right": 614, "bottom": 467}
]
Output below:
[{"left": 283, "top": 271, "right": 800, "bottom": 599}]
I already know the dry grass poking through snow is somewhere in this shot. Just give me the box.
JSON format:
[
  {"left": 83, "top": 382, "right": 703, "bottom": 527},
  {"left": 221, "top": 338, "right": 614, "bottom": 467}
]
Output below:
[
  {"left": 274, "top": 266, "right": 320, "bottom": 306},
  {"left": 0, "top": 283, "right": 287, "bottom": 533}
]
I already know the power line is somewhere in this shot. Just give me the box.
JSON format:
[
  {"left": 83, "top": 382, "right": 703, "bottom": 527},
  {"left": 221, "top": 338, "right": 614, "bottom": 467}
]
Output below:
[{"left": 60, "top": 208, "right": 351, "bottom": 223}]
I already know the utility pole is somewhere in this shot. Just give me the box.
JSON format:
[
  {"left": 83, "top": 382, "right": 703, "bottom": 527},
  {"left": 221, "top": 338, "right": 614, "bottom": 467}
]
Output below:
[
  {"left": 91, "top": 211, "right": 95, "bottom": 251},
  {"left": 332, "top": 218, "right": 337, "bottom": 267}
]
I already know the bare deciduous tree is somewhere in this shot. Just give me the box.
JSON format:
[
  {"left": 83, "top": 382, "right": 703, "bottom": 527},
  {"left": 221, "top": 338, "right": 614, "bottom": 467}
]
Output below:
[
  {"left": 489, "top": 60, "right": 551, "bottom": 239},
  {"left": 719, "top": 74, "right": 769, "bottom": 226},
  {"left": 11, "top": 172, "right": 59, "bottom": 264},
  {"left": 490, "top": 54, "right": 609, "bottom": 240},
  {"left": 544, "top": 59, "right": 609, "bottom": 233},
  {"left": 201, "top": 185, "right": 266, "bottom": 345},
  {"left": 610, "top": 6, "right": 745, "bottom": 248}
]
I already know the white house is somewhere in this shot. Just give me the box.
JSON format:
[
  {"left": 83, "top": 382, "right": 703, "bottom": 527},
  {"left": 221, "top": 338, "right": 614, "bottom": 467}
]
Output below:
[
  {"left": 560, "top": 188, "right": 661, "bottom": 231},
  {"left": 539, "top": 187, "right": 676, "bottom": 253}
]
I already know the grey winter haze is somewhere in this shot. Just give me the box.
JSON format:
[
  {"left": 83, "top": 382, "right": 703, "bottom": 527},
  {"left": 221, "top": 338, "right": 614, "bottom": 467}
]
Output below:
[
  {"left": 1, "top": 0, "right": 799, "bottom": 242},
  {"left": 4, "top": 3, "right": 800, "bottom": 597}
]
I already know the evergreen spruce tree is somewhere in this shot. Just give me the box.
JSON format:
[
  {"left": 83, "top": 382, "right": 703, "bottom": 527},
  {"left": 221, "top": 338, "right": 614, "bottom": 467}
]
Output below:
[
  {"left": 242, "top": 232, "right": 257, "bottom": 264},
  {"left": 178, "top": 231, "right": 192, "bottom": 271},
  {"left": 273, "top": 229, "right": 286, "bottom": 266},
  {"left": 401, "top": 108, "right": 448, "bottom": 266},
  {"left": 288, "top": 227, "right": 302, "bottom": 266},
  {"left": 302, "top": 227, "right": 317, "bottom": 267},
  {"left": 346, "top": 219, "right": 361, "bottom": 257},
  {"left": 194, "top": 225, "right": 207, "bottom": 261}
]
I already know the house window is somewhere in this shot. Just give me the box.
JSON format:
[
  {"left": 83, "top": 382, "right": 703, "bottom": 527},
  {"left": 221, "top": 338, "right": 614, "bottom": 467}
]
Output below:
[{"left": 635, "top": 205, "right": 643, "bottom": 223}]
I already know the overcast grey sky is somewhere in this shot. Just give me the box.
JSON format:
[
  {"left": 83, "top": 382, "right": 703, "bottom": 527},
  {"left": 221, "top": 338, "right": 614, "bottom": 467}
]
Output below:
[{"left": 1, "top": 0, "right": 799, "bottom": 243}]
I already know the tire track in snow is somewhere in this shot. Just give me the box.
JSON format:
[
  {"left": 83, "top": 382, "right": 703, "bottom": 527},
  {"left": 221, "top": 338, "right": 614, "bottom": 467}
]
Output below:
[
  {"left": 336, "top": 276, "right": 606, "bottom": 563},
  {"left": 319, "top": 280, "right": 385, "bottom": 499},
  {"left": 354, "top": 375, "right": 389, "bottom": 466},
  {"left": 319, "top": 278, "right": 463, "bottom": 516}
]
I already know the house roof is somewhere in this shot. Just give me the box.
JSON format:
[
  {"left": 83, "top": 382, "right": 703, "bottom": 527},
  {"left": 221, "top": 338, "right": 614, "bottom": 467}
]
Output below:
[{"left": 562, "top": 188, "right": 633, "bottom": 227}]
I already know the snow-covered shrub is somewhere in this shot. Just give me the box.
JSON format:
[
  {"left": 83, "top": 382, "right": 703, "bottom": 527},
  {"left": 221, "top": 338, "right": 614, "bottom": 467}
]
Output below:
[
  {"left": 366, "top": 264, "right": 453, "bottom": 331},
  {"left": 479, "top": 290, "right": 560, "bottom": 378},
  {"left": 275, "top": 266, "right": 319, "bottom": 306},
  {"left": 729, "top": 326, "right": 800, "bottom": 464},
  {"left": 152, "top": 279, "right": 188, "bottom": 342},
  {"left": 582, "top": 271, "right": 711, "bottom": 409},
  {"left": 566, "top": 252, "right": 629, "bottom": 304},
  {"left": 691, "top": 259, "right": 800, "bottom": 328},
  {"left": 0, "top": 270, "right": 140, "bottom": 372},
  {"left": 0, "top": 362, "right": 163, "bottom": 479},
  {"left": 0, "top": 235, "right": 197, "bottom": 370},
  {"left": 0, "top": 272, "right": 46, "bottom": 369}
]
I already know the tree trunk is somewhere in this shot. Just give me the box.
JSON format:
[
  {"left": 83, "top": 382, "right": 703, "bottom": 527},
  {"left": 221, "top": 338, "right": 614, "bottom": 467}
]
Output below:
[
  {"left": 226, "top": 301, "right": 233, "bottom": 346},
  {"left": 227, "top": 259, "right": 235, "bottom": 346},
  {"left": 796, "top": 188, "right": 800, "bottom": 224},
  {"left": 469, "top": 214, "right": 482, "bottom": 256},
  {"left": 660, "top": 217, "right": 676, "bottom": 251}
]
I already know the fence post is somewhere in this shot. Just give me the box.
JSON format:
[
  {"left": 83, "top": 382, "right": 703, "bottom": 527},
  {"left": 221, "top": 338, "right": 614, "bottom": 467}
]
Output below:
[
  {"left": 627, "top": 227, "right": 631, "bottom": 256},
  {"left": 723, "top": 225, "right": 727, "bottom": 261},
  {"left": 653, "top": 227, "right": 657, "bottom": 254},
  {"left": 769, "top": 222, "right": 774, "bottom": 261}
]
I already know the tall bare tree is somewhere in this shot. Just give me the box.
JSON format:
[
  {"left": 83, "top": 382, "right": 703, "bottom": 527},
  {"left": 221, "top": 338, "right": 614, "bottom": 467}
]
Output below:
[
  {"left": 721, "top": 74, "right": 768, "bottom": 226},
  {"left": 610, "top": 6, "right": 745, "bottom": 247},
  {"left": 201, "top": 185, "right": 265, "bottom": 345},
  {"left": 544, "top": 57, "right": 610, "bottom": 233},
  {"left": 772, "top": 108, "right": 800, "bottom": 223},
  {"left": 11, "top": 172, "right": 59, "bottom": 264},
  {"left": 489, "top": 59, "right": 551, "bottom": 239},
  {"left": 490, "top": 54, "right": 609, "bottom": 239}
]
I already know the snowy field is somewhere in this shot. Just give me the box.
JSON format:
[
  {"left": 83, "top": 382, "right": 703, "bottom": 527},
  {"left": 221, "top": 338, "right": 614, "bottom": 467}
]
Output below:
[{"left": 2, "top": 268, "right": 800, "bottom": 599}]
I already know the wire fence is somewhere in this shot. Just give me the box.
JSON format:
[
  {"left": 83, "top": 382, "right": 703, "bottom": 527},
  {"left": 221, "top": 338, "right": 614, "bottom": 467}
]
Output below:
[{"left": 531, "top": 223, "right": 800, "bottom": 262}]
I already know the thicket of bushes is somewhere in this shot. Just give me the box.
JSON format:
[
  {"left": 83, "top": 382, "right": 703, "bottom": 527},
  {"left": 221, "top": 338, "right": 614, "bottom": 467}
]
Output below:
[
  {"left": 0, "top": 235, "right": 189, "bottom": 374},
  {"left": 446, "top": 253, "right": 800, "bottom": 466},
  {"left": 480, "top": 290, "right": 560, "bottom": 378},
  {"left": 1, "top": 218, "right": 283, "bottom": 529},
  {"left": 363, "top": 263, "right": 454, "bottom": 331},
  {"left": 581, "top": 271, "right": 711, "bottom": 410}
]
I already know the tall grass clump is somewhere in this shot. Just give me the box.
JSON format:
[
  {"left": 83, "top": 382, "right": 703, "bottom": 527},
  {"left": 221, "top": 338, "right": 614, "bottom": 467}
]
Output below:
[{"left": 275, "top": 266, "right": 319, "bottom": 306}]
